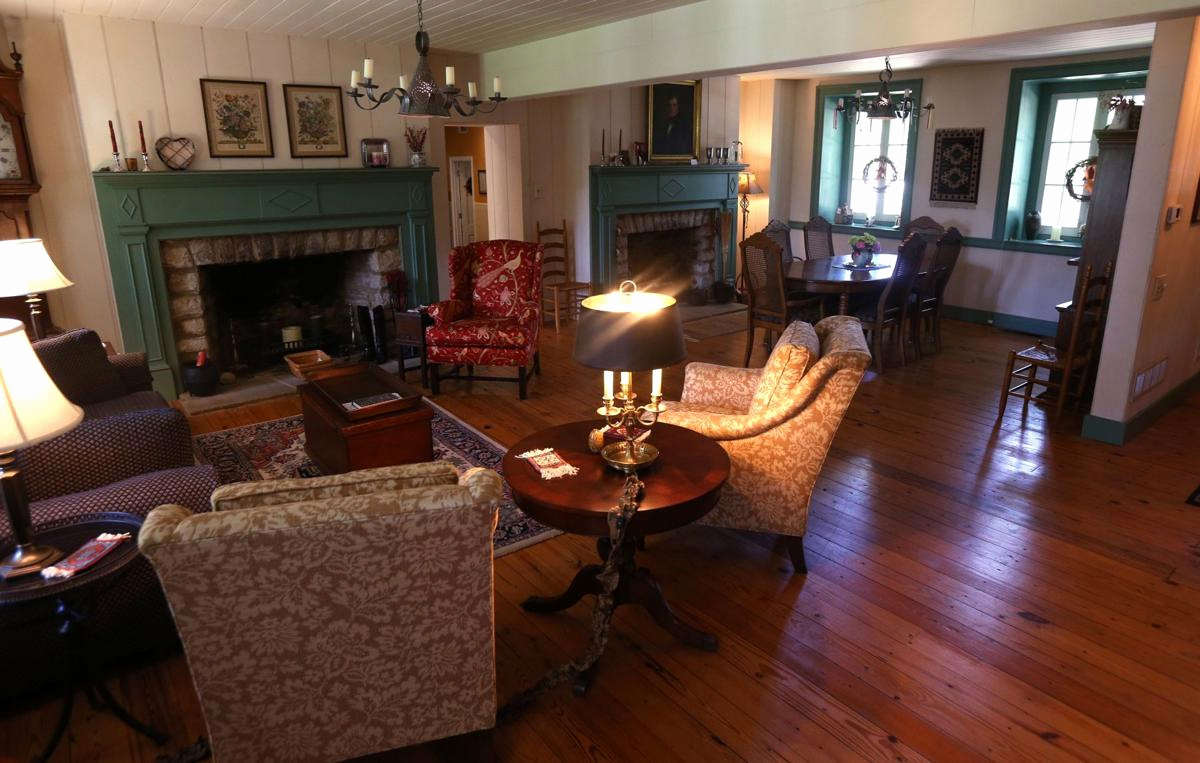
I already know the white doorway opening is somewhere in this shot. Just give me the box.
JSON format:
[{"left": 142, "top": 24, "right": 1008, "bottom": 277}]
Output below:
[{"left": 448, "top": 156, "right": 476, "bottom": 247}]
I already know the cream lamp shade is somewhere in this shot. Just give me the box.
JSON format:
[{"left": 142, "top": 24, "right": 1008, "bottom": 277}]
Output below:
[
  {"left": 0, "top": 238, "right": 74, "bottom": 297},
  {"left": 737, "top": 172, "right": 764, "bottom": 196},
  {"left": 0, "top": 318, "right": 82, "bottom": 450}
]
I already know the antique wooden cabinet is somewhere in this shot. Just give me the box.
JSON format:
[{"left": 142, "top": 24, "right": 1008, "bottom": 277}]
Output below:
[{"left": 0, "top": 46, "right": 43, "bottom": 328}]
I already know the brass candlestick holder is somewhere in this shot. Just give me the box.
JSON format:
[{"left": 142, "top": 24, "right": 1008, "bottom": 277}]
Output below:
[{"left": 596, "top": 374, "right": 665, "bottom": 473}]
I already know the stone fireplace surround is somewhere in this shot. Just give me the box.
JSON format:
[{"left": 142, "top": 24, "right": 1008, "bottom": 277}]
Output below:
[
  {"left": 161, "top": 227, "right": 401, "bottom": 359},
  {"left": 617, "top": 210, "right": 718, "bottom": 298}
]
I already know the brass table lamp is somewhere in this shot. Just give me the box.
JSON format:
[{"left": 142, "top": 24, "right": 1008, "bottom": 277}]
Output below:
[{"left": 573, "top": 281, "right": 686, "bottom": 472}]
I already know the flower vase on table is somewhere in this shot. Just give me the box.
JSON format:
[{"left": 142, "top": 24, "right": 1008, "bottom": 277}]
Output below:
[{"left": 848, "top": 233, "right": 881, "bottom": 267}]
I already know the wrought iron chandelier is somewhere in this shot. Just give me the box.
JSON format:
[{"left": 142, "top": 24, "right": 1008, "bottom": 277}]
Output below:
[
  {"left": 833, "top": 57, "right": 934, "bottom": 129},
  {"left": 346, "top": 0, "right": 506, "bottom": 118}
]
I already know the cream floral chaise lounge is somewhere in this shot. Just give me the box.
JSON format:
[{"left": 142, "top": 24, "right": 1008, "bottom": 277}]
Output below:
[
  {"left": 659, "top": 316, "right": 870, "bottom": 573},
  {"left": 140, "top": 462, "right": 503, "bottom": 762}
]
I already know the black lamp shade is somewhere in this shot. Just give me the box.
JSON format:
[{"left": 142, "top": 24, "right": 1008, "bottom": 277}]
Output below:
[{"left": 573, "top": 289, "right": 687, "bottom": 371}]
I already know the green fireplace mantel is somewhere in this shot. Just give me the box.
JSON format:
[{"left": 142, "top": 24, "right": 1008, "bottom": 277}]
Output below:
[
  {"left": 589, "top": 164, "right": 745, "bottom": 291},
  {"left": 92, "top": 167, "right": 439, "bottom": 398}
]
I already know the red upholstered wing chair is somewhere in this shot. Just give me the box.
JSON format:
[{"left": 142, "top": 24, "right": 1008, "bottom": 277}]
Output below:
[{"left": 426, "top": 239, "right": 543, "bottom": 398}]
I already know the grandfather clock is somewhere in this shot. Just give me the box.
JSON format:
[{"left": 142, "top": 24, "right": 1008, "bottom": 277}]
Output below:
[{"left": 0, "top": 44, "right": 43, "bottom": 329}]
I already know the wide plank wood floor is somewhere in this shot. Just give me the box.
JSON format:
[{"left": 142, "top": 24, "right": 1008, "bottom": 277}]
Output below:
[{"left": 3, "top": 318, "right": 1199, "bottom": 761}]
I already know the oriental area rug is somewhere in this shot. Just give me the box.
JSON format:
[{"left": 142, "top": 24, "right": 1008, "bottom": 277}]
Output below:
[{"left": 192, "top": 402, "right": 557, "bottom": 556}]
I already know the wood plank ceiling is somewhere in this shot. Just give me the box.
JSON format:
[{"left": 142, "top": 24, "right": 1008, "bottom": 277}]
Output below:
[{"left": 1, "top": 0, "right": 705, "bottom": 52}]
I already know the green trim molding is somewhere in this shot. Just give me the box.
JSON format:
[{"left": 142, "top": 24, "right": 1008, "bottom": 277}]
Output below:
[
  {"left": 92, "top": 168, "right": 439, "bottom": 398},
  {"left": 992, "top": 56, "right": 1149, "bottom": 241},
  {"left": 939, "top": 305, "right": 1056, "bottom": 337},
  {"left": 589, "top": 164, "right": 744, "bottom": 291},
  {"left": 1082, "top": 370, "right": 1200, "bottom": 445},
  {"left": 787, "top": 219, "right": 1082, "bottom": 257}
]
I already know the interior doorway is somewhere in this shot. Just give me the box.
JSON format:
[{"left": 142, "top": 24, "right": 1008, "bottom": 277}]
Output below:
[{"left": 448, "top": 156, "right": 476, "bottom": 247}]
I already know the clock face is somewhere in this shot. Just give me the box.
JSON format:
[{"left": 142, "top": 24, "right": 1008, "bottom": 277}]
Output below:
[{"left": 0, "top": 118, "right": 22, "bottom": 180}]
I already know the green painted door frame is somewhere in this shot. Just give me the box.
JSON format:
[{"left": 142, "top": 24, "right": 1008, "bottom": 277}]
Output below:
[{"left": 92, "top": 168, "right": 439, "bottom": 398}]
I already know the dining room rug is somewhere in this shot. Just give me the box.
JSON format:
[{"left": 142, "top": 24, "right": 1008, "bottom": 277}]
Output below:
[{"left": 192, "top": 402, "right": 558, "bottom": 556}]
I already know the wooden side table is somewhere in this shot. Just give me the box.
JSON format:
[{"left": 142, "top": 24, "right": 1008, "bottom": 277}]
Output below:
[
  {"left": 502, "top": 421, "right": 729, "bottom": 693},
  {"left": 390, "top": 308, "right": 432, "bottom": 388}
]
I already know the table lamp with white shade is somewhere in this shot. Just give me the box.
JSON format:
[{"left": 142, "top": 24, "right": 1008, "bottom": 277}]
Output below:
[
  {"left": 0, "top": 318, "right": 83, "bottom": 577},
  {"left": 0, "top": 238, "right": 74, "bottom": 340}
]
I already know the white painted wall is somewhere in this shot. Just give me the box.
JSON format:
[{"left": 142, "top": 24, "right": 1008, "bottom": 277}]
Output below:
[
  {"left": 1092, "top": 17, "right": 1200, "bottom": 423},
  {"left": 483, "top": 124, "right": 524, "bottom": 240},
  {"left": 479, "top": 0, "right": 1197, "bottom": 98}
]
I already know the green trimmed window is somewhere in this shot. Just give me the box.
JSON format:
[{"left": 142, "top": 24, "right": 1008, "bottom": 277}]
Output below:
[
  {"left": 993, "top": 58, "right": 1148, "bottom": 243},
  {"left": 812, "top": 80, "right": 921, "bottom": 228}
]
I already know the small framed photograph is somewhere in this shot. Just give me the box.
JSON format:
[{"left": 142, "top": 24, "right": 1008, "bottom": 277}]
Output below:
[
  {"left": 200, "top": 78, "right": 273, "bottom": 158},
  {"left": 648, "top": 80, "right": 701, "bottom": 163},
  {"left": 478, "top": 169, "right": 487, "bottom": 196},
  {"left": 283, "top": 84, "right": 348, "bottom": 158}
]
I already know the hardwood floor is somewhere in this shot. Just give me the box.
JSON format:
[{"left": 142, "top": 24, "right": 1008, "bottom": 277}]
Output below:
[{"left": 3, "top": 319, "right": 1199, "bottom": 761}]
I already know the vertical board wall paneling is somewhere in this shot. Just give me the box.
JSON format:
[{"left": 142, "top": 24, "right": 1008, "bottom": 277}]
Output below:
[
  {"left": 155, "top": 22, "right": 218, "bottom": 170},
  {"left": 202, "top": 26, "right": 262, "bottom": 169},
  {"left": 503, "top": 123, "right": 524, "bottom": 240},
  {"left": 61, "top": 13, "right": 119, "bottom": 170},
  {"left": 327, "top": 38, "right": 371, "bottom": 168},
  {"left": 362, "top": 39, "right": 405, "bottom": 152},
  {"left": 246, "top": 31, "right": 301, "bottom": 169},
  {"left": 102, "top": 17, "right": 170, "bottom": 166},
  {"left": 287, "top": 34, "right": 333, "bottom": 169}
]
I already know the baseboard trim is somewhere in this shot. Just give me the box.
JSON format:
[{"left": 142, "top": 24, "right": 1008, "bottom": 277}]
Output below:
[
  {"left": 941, "top": 305, "right": 1057, "bottom": 337},
  {"left": 1082, "top": 369, "right": 1200, "bottom": 445}
]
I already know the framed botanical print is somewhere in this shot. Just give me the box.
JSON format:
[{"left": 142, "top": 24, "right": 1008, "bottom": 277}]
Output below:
[
  {"left": 282, "top": 84, "right": 348, "bottom": 158},
  {"left": 200, "top": 79, "right": 273, "bottom": 158},
  {"left": 648, "top": 80, "right": 701, "bottom": 163}
]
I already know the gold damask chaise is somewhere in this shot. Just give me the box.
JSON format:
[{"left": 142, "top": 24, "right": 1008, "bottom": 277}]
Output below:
[
  {"left": 140, "top": 462, "right": 503, "bottom": 762},
  {"left": 659, "top": 316, "right": 870, "bottom": 573}
]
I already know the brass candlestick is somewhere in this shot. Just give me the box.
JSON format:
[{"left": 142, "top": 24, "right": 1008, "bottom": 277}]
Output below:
[{"left": 596, "top": 373, "right": 665, "bottom": 473}]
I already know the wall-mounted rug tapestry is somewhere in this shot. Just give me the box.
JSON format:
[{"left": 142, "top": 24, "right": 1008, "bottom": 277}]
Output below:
[{"left": 930, "top": 128, "right": 984, "bottom": 205}]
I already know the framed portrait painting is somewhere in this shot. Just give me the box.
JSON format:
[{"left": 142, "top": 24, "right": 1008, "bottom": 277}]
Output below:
[
  {"left": 648, "top": 80, "right": 701, "bottom": 163},
  {"left": 200, "top": 78, "right": 273, "bottom": 158},
  {"left": 283, "top": 84, "right": 348, "bottom": 158}
]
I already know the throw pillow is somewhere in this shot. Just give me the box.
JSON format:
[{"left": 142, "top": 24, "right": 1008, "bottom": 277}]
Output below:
[
  {"left": 33, "top": 329, "right": 127, "bottom": 405},
  {"left": 750, "top": 321, "right": 820, "bottom": 413}
]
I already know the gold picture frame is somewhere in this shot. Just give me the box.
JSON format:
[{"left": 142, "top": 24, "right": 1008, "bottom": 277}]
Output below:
[
  {"left": 283, "top": 84, "right": 348, "bottom": 158},
  {"left": 648, "top": 80, "right": 701, "bottom": 163},
  {"left": 200, "top": 78, "right": 273, "bottom": 158}
]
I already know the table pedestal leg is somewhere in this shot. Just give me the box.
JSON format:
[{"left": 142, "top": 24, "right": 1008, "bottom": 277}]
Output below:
[
  {"left": 521, "top": 538, "right": 717, "bottom": 693},
  {"left": 838, "top": 292, "right": 850, "bottom": 315}
]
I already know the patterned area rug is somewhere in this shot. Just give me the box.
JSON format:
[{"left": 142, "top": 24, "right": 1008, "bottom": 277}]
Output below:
[{"left": 192, "top": 403, "right": 557, "bottom": 556}]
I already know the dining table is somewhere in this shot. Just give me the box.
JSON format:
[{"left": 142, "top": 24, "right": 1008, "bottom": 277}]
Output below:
[{"left": 785, "top": 253, "right": 896, "bottom": 315}]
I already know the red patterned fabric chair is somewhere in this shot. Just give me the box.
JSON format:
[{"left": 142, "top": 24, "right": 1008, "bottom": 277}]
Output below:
[{"left": 426, "top": 239, "right": 544, "bottom": 399}]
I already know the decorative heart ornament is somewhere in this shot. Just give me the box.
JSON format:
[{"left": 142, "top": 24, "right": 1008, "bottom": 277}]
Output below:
[{"left": 155, "top": 137, "right": 196, "bottom": 170}]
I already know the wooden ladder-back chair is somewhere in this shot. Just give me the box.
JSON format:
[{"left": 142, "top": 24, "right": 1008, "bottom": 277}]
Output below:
[
  {"left": 537, "top": 219, "right": 589, "bottom": 333},
  {"left": 998, "top": 261, "right": 1113, "bottom": 427},
  {"left": 740, "top": 232, "right": 823, "bottom": 367},
  {"left": 853, "top": 232, "right": 927, "bottom": 374},
  {"left": 911, "top": 226, "right": 963, "bottom": 356},
  {"left": 802, "top": 215, "right": 836, "bottom": 261}
]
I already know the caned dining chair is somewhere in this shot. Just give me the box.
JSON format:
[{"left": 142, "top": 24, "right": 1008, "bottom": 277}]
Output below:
[
  {"left": 911, "top": 227, "right": 963, "bottom": 356},
  {"left": 998, "top": 261, "right": 1113, "bottom": 427},
  {"left": 740, "top": 232, "right": 824, "bottom": 367},
  {"left": 537, "top": 219, "right": 589, "bottom": 333},
  {"left": 902, "top": 215, "right": 946, "bottom": 243},
  {"left": 802, "top": 215, "right": 836, "bottom": 261},
  {"left": 852, "top": 232, "right": 927, "bottom": 374}
]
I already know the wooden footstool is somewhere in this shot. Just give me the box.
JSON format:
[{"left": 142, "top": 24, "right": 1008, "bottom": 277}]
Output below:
[{"left": 298, "top": 365, "right": 434, "bottom": 474}]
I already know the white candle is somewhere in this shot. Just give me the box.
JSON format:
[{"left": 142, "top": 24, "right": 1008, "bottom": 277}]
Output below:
[
  {"left": 620, "top": 371, "right": 631, "bottom": 393},
  {"left": 1050, "top": 225, "right": 1062, "bottom": 241},
  {"left": 350, "top": 69, "right": 360, "bottom": 89},
  {"left": 493, "top": 76, "right": 502, "bottom": 95},
  {"left": 445, "top": 66, "right": 456, "bottom": 87},
  {"left": 362, "top": 58, "right": 374, "bottom": 79},
  {"left": 467, "top": 81, "right": 477, "bottom": 98},
  {"left": 651, "top": 368, "right": 662, "bottom": 397},
  {"left": 837, "top": 97, "right": 844, "bottom": 108},
  {"left": 398, "top": 74, "right": 407, "bottom": 90},
  {"left": 603, "top": 371, "right": 614, "bottom": 400},
  {"left": 904, "top": 88, "right": 911, "bottom": 99}
]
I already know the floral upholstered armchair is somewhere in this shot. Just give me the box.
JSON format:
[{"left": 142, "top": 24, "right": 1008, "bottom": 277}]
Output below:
[
  {"left": 658, "top": 316, "right": 870, "bottom": 573},
  {"left": 425, "top": 239, "right": 543, "bottom": 399},
  {"left": 140, "top": 462, "right": 504, "bottom": 762}
]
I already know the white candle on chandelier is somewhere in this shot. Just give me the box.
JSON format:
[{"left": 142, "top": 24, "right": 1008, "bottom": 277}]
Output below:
[
  {"left": 398, "top": 74, "right": 407, "bottom": 90},
  {"left": 445, "top": 66, "right": 456, "bottom": 87},
  {"left": 620, "top": 371, "right": 631, "bottom": 393},
  {"left": 603, "top": 371, "right": 614, "bottom": 400},
  {"left": 467, "top": 81, "right": 477, "bottom": 98},
  {"left": 651, "top": 369, "right": 662, "bottom": 398},
  {"left": 350, "top": 69, "right": 360, "bottom": 89},
  {"left": 493, "top": 76, "right": 502, "bottom": 95},
  {"left": 904, "top": 87, "right": 911, "bottom": 99},
  {"left": 837, "top": 97, "right": 844, "bottom": 108},
  {"left": 362, "top": 58, "right": 374, "bottom": 79}
]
